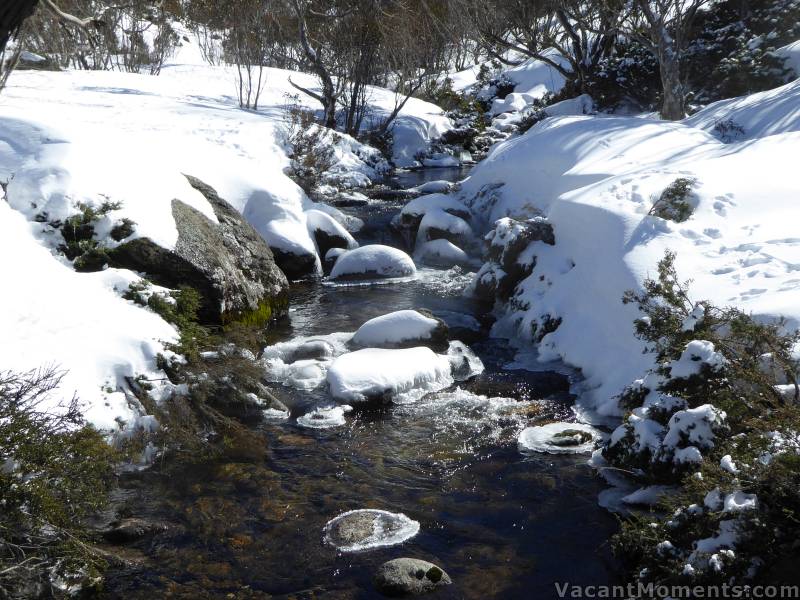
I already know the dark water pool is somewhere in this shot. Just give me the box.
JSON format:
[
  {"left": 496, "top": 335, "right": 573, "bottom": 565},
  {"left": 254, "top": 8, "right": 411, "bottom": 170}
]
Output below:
[{"left": 101, "top": 170, "right": 619, "bottom": 599}]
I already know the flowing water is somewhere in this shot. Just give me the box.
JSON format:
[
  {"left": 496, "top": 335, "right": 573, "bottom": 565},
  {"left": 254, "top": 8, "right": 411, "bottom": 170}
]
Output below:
[{"left": 102, "top": 167, "right": 619, "bottom": 599}]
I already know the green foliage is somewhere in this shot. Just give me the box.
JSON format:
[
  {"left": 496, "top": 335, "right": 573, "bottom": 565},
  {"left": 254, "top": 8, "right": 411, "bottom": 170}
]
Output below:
[
  {"left": 649, "top": 178, "right": 696, "bottom": 223},
  {"left": 0, "top": 367, "right": 118, "bottom": 595},
  {"left": 57, "top": 200, "right": 135, "bottom": 272}
]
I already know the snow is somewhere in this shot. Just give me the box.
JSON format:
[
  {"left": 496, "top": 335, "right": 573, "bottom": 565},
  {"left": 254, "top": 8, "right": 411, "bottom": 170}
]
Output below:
[
  {"left": 411, "top": 180, "right": 454, "bottom": 195},
  {"left": 305, "top": 208, "right": 358, "bottom": 249},
  {"left": 414, "top": 239, "right": 471, "bottom": 268},
  {"left": 719, "top": 454, "right": 739, "bottom": 474},
  {"left": 668, "top": 340, "right": 728, "bottom": 379},
  {"left": 400, "top": 193, "right": 469, "bottom": 220},
  {"left": 261, "top": 332, "right": 352, "bottom": 391},
  {"left": 684, "top": 78, "right": 800, "bottom": 141},
  {"left": 326, "top": 347, "right": 454, "bottom": 403},
  {"left": 297, "top": 405, "right": 352, "bottom": 429},
  {"left": 329, "top": 245, "right": 416, "bottom": 280},
  {"left": 662, "top": 405, "right": 726, "bottom": 451},
  {"left": 517, "top": 422, "right": 602, "bottom": 455},
  {"left": 776, "top": 39, "right": 800, "bottom": 78},
  {"left": 491, "top": 92, "right": 536, "bottom": 116},
  {"left": 0, "top": 202, "right": 177, "bottom": 430},
  {"left": 417, "top": 208, "right": 473, "bottom": 243},
  {"left": 351, "top": 310, "right": 440, "bottom": 348},
  {"left": 723, "top": 491, "right": 757, "bottom": 513},
  {"left": 456, "top": 93, "right": 800, "bottom": 416}
]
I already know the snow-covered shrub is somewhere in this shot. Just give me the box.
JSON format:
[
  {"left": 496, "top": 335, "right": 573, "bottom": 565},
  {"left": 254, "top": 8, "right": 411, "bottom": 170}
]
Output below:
[
  {"left": 0, "top": 367, "right": 118, "bottom": 595},
  {"left": 606, "top": 251, "right": 800, "bottom": 587},
  {"left": 282, "top": 103, "right": 336, "bottom": 194},
  {"left": 649, "top": 178, "right": 696, "bottom": 223},
  {"left": 685, "top": 0, "right": 799, "bottom": 104}
]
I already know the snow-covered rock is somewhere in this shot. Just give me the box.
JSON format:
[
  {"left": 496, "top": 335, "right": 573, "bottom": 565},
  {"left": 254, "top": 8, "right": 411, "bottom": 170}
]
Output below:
[
  {"left": 326, "top": 347, "right": 454, "bottom": 404},
  {"left": 305, "top": 208, "right": 358, "bottom": 259},
  {"left": 351, "top": 310, "right": 449, "bottom": 351},
  {"left": 329, "top": 245, "right": 416, "bottom": 281},
  {"left": 414, "top": 239, "right": 472, "bottom": 269}
]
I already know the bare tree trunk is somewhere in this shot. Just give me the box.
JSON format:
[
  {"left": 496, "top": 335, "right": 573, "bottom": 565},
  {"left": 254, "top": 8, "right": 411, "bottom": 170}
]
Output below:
[
  {"left": 291, "top": 0, "right": 337, "bottom": 129},
  {"left": 658, "top": 43, "right": 685, "bottom": 120}
]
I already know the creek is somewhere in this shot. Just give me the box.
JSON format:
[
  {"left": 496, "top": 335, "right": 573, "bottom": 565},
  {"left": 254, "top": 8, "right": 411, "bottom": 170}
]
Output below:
[{"left": 102, "top": 166, "right": 619, "bottom": 599}]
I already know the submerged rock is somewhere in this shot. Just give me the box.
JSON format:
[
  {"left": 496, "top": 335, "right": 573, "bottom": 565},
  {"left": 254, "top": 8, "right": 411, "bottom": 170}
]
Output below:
[
  {"left": 323, "top": 509, "right": 420, "bottom": 552},
  {"left": 108, "top": 175, "right": 288, "bottom": 326},
  {"left": 374, "top": 558, "right": 452, "bottom": 597},
  {"left": 518, "top": 422, "right": 602, "bottom": 455}
]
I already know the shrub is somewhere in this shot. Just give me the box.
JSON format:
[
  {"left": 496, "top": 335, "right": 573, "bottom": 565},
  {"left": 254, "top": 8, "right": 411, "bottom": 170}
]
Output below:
[
  {"left": 649, "top": 178, "right": 696, "bottom": 223},
  {"left": 281, "top": 100, "right": 336, "bottom": 194},
  {"left": 0, "top": 367, "right": 118, "bottom": 595},
  {"left": 607, "top": 251, "right": 800, "bottom": 587}
]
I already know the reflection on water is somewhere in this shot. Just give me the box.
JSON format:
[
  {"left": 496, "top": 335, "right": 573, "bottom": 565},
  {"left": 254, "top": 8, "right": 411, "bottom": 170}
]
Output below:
[{"left": 101, "top": 169, "right": 619, "bottom": 599}]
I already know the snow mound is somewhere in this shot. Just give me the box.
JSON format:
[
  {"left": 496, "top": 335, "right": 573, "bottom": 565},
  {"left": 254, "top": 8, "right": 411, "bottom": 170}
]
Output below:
[
  {"left": 329, "top": 245, "right": 416, "bottom": 281},
  {"left": 326, "top": 347, "right": 454, "bottom": 403},
  {"left": 518, "top": 422, "right": 602, "bottom": 455},
  {"left": 305, "top": 209, "right": 358, "bottom": 249},
  {"left": 351, "top": 310, "right": 442, "bottom": 348},
  {"left": 323, "top": 509, "right": 420, "bottom": 553},
  {"left": 777, "top": 39, "right": 800, "bottom": 78},
  {"left": 417, "top": 209, "right": 473, "bottom": 244}
]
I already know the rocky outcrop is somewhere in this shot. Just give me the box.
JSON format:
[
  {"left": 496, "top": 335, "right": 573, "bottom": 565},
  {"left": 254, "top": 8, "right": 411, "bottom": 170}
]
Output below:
[
  {"left": 374, "top": 558, "right": 452, "bottom": 597},
  {"left": 109, "top": 176, "right": 288, "bottom": 326},
  {"left": 472, "top": 216, "right": 555, "bottom": 303}
]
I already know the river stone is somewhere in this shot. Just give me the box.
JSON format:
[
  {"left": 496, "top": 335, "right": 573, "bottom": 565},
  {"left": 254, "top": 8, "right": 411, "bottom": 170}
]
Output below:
[
  {"left": 374, "top": 558, "right": 452, "bottom": 597},
  {"left": 102, "top": 518, "right": 170, "bottom": 544},
  {"left": 108, "top": 175, "right": 288, "bottom": 326},
  {"left": 289, "top": 339, "right": 337, "bottom": 362},
  {"left": 323, "top": 509, "right": 420, "bottom": 552}
]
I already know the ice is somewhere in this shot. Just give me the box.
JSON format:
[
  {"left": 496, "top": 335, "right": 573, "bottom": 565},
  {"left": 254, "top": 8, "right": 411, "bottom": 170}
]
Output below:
[
  {"left": 297, "top": 405, "right": 353, "bottom": 429},
  {"left": 322, "top": 509, "right": 420, "bottom": 553},
  {"left": 518, "top": 422, "right": 602, "bottom": 455}
]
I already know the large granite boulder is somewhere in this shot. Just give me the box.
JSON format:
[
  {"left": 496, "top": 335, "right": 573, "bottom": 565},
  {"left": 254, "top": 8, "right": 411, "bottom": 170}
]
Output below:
[{"left": 109, "top": 175, "right": 288, "bottom": 326}]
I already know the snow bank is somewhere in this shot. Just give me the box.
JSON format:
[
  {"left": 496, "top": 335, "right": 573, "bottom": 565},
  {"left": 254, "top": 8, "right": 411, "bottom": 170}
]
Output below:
[
  {"left": 326, "top": 347, "right": 454, "bottom": 403},
  {"left": 684, "top": 78, "right": 800, "bottom": 141},
  {"left": 458, "top": 106, "right": 800, "bottom": 416},
  {"left": 776, "top": 39, "right": 800, "bottom": 78},
  {"left": 0, "top": 202, "right": 176, "bottom": 430}
]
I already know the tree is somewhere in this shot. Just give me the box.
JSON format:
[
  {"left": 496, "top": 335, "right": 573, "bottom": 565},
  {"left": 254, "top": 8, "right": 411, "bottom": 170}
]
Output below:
[{"left": 622, "top": 0, "right": 711, "bottom": 120}]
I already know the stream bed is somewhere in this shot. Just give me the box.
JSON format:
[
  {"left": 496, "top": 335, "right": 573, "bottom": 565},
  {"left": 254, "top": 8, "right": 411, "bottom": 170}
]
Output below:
[{"left": 101, "top": 168, "right": 619, "bottom": 599}]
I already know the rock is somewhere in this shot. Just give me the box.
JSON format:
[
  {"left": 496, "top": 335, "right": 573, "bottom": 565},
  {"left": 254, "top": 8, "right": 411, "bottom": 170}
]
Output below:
[
  {"left": 268, "top": 247, "right": 318, "bottom": 282},
  {"left": 305, "top": 209, "right": 358, "bottom": 260},
  {"left": 465, "top": 370, "right": 571, "bottom": 402},
  {"left": 323, "top": 509, "right": 421, "bottom": 552},
  {"left": 289, "top": 339, "right": 337, "bottom": 361},
  {"left": 108, "top": 176, "right": 288, "bottom": 326},
  {"left": 518, "top": 422, "right": 602, "bottom": 455},
  {"left": 102, "top": 518, "right": 170, "bottom": 544},
  {"left": 208, "top": 380, "right": 288, "bottom": 422},
  {"left": 471, "top": 217, "right": 555, "bottom": 303},
  {"left": 351, "top": 309, "right": 449, "bottom": 353},
  {"left": 329, "top": 245, "right": 416, "bottom": 281},
  {"left": 374, "top": 558, "right": 452, "bottom": 597}
]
